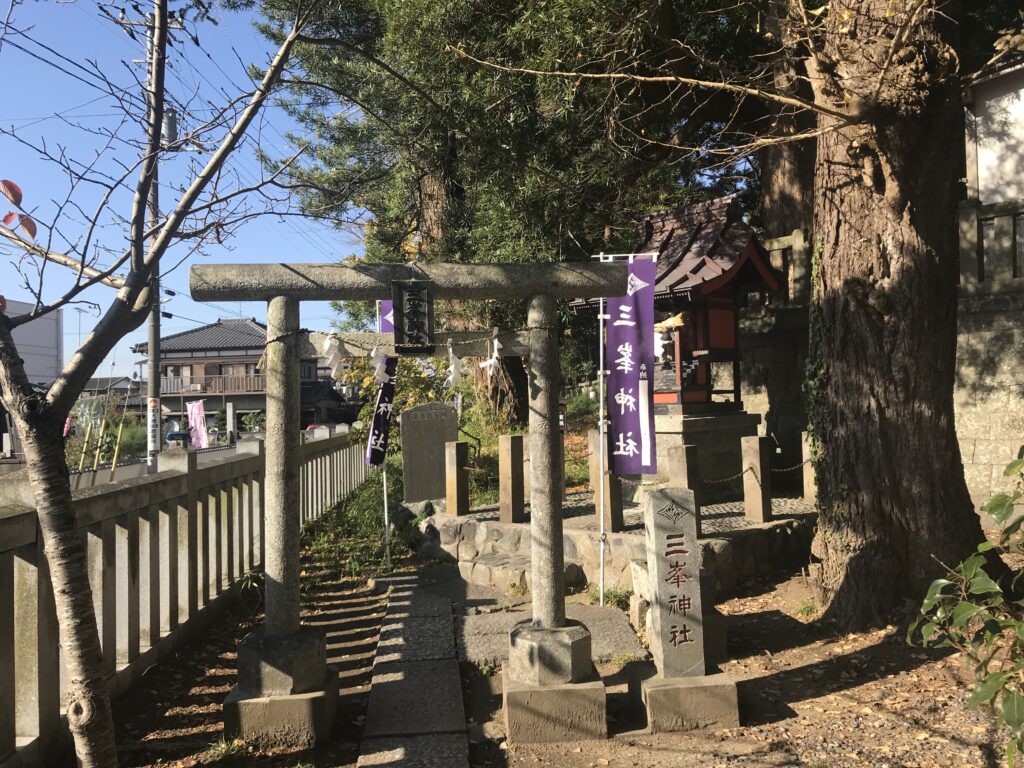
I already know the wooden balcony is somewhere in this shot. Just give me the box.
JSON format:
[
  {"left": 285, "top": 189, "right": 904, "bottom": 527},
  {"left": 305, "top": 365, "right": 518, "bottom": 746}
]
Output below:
[{"left": 161, "top": 374, "right": 266, "bottom": 395}]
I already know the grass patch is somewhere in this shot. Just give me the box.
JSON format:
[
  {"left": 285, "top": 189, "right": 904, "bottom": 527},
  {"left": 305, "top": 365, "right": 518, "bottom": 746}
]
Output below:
[
  {"left": 507, "top": 581, "right": 529, "bottom": 597},
  {"left": 204, "top": 737, "right": 246, "bottom": 763},
  {"left": 588, "top": 584, "right": 632, "bottom": 611},
  {"left": 300, "top": 453, "right": 418, "bottom": 582},
  {"left": 794, "top": 598, "right": 818, "bottom": 618},
  {"left": 610, "top": 652, "right": 644, "bottom": 669}
]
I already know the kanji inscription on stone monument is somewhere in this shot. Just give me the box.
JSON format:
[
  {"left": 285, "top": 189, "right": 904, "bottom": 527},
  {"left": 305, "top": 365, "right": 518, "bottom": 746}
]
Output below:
[{"left": 644, "top": 488, "right": 704, "bottom": 677}]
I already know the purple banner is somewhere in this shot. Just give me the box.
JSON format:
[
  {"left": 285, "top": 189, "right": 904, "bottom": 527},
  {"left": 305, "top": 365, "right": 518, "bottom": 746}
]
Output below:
[
  {"left": 365, "top": 300, "right": 397, "bottom": 466},
  {"left": 606, "top": 258, "right": 657, "bottom": 474}
]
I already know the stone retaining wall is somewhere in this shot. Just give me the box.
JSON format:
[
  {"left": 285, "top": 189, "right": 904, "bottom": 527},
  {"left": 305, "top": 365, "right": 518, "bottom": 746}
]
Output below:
[{"left": 419, "top": 512, "right": 816, "bottom": 598}]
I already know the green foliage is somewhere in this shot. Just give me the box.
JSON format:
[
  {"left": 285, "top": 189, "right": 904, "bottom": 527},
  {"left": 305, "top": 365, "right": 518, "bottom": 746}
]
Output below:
[
  {"left": 589, "top": 584, "right": 631, "bottom": 611},
  {"left": 65, "top": 408, "right": 149, "bottom": 469},
  {"left": 305, "top": 454, "right": 417, "bottom": 580},
  {"left": 258, "top": 0, "right": 766, "bottom": 381},
  {"left": 910, "top": 451, "right": 1024, "bottom": 765},
  {"left": 241, "top": 410, "right": 266, "bottom": 432},
  {"left": 794, "top": 598, "right": 818, "bottom": 618},
  {"left": 564, "top": 389, "right": 599, "bottom": 423}
]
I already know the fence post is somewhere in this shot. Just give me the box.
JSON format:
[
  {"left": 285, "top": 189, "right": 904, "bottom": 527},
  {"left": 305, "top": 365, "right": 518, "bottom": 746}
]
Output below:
[
  {"left": 0, "top": 551, "right": 15, "bottom": 764},
  {"left": 499, "top": 435, "right": 526, "bottom": 523},
  {"left": 801, "top": 431, "right": 816, "bottom": 505},
  {"left": 13, "top": 537, "right": 60, "bottom": 764},
  {"left": 445, "top": 441, "right": 470, "bottom": 516},
  {"left": 159, "top": 449, "right": 198, "bottom": 622},
  {"left": 237, "top": 439, "right": 264, "bottom": 569},
  {"left": 667, "top": 444, "right": 702, "bottom": 534},
  {"left": 741, "top": 436, "right": 772, "bottom": 523},
  {"left": 588, "top": 429, "right": 623, "bottom": 533}
]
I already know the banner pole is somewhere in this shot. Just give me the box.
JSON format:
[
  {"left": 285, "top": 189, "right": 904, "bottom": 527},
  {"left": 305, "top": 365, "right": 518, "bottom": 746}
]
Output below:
[
  {"left": 598, "top": 291, "right": 607, "bottom": 608},
  {"left": 591, "top": 249, "right": 658, "bottom": 608},
  {"left": 382, "top": 462, "right": 392, "bottom": 570}
]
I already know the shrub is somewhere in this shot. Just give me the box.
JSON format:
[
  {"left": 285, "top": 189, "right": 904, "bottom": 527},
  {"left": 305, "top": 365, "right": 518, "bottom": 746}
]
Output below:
[{"left": 910, "top": 452, "right": 1024, "bottom": 766}]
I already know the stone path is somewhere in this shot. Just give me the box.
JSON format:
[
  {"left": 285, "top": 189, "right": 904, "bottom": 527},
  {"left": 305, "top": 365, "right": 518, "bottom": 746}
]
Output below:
[
  {"left": 457, "top": 602, "right": 645, "bottom": 667},
  {"left": 358, "top": 574, "right": 470, "bottom": 768}
]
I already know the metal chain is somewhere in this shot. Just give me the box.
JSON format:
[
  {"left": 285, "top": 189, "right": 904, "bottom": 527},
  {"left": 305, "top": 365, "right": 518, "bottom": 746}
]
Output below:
[
  {"left": 702, "top": 467, "right": 752, "bottom": 485},
  {"left": 770, "top": 459, "right": 811, "bottom": 474}
]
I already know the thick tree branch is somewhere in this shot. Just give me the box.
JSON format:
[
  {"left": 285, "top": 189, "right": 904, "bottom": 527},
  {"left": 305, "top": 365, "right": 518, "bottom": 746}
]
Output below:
[{"left": 0, "top": 227, "right": 125, "bottom": 288}]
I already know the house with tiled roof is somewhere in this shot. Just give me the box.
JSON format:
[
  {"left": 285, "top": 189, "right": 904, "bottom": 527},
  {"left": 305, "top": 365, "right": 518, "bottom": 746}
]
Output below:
[{"left": 131, "top": 318, "right": 348, "bottom": 432}]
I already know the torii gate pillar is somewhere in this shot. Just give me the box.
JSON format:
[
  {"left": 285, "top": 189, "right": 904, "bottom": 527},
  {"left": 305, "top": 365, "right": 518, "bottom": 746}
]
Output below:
[{"left": 190, "top": 261, "right": 626, "bottom": 746}]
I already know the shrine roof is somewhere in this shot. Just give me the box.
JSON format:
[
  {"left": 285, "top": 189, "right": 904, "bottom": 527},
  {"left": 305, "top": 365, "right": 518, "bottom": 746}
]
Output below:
[{"left": 640, "top": 194, "right": 780, "bottom": 298}]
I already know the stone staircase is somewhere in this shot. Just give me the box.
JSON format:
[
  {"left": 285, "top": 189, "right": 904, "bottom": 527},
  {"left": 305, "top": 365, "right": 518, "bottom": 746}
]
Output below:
[{"left": 357, "top": 575, "right": 469, "bottom": 768}]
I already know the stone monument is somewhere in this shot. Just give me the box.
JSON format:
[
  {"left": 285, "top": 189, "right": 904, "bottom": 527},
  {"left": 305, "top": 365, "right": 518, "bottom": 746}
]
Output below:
[
  {"left": 641, "top": 487, "right": 739, "bottom": 732},
  {"left": 400, "top": 402, "right": 458, "bottom": 503}
]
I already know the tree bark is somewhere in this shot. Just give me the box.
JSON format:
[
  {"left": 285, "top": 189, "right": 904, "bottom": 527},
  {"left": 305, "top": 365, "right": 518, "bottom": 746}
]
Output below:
[
  {"left": 19, "top": 412, "right": 119, "bottom": 766},
  {"left": 759, "top": 3, "right": 816, "bottom": 237},
  {"left": 807, "top": 0, "right": 984, "bottom": 627}
]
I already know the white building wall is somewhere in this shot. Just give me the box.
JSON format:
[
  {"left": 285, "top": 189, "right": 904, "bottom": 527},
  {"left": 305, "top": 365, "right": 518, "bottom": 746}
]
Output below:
[
  {"left": 7, "top": 298, "right": 63, "bottom": 386},
  {"left": 974, "top": 67, "right": 1024, "bottom": 205}
]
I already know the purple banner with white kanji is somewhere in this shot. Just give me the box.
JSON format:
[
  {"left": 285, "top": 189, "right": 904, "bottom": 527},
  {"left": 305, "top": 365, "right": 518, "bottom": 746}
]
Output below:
[
  {"left": 606, "top": 258, "right": 657, "bottom": 474},
  {"left": 365, "top": 300, "right": 397, "bottom": 466}
]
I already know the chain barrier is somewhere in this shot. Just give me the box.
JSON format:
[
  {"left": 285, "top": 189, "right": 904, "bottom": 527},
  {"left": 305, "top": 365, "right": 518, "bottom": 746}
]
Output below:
[
  {"left": 770, "top": 459, "right": 811, "bottom": 474},
  {"left": 702, "top": 466, "right": 752, "bottom": 485}
]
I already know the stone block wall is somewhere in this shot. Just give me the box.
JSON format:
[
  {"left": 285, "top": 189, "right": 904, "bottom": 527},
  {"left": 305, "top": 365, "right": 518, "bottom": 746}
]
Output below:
[
  {"left": 420, "top": 513, "right": 816, "bottom": 599},
  {"left": 956, "top": 289, "right": 1024, "bottom": 508}
]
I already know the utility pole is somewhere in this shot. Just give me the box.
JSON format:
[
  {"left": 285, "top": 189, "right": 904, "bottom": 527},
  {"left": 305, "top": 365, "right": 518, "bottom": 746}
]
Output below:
[{"left": 117, "top": 9, "right": 183, "bottom": 473}]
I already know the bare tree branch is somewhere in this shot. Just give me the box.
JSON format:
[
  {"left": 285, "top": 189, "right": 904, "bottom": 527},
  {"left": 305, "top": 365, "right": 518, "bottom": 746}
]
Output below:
[{"left": 450, "top": 45, "right": 854, "bottom": 122}]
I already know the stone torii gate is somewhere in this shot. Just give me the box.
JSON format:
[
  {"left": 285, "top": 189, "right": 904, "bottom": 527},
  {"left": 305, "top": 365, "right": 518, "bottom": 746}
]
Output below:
[{"left": 189, "top": 261, "right": 626, "bottom": 746}]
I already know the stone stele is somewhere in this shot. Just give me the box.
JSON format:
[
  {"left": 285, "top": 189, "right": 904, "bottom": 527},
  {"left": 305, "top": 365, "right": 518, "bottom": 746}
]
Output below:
[
  {"left": 641, "top": 487, "right": 739, "bottom": 732},
  {"left": 644, "top": 487, "right": 705, "bottom": 678},
  {"left": 401, "top": 402, "right": 458, "bottom": 503}
]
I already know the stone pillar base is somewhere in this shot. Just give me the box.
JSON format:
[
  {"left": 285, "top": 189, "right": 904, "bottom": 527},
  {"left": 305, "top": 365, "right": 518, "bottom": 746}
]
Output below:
[
  {"left": 503, "top": 671, "right": 607, "bottom": 743},
  {"left": 641, "top": 672, "right": 739, "bottom": 733},
  {"left": 224, "top": 668, "right": 339, "bottom": 750},
  {"left": 508, "top": 620, "right": 593, "bottom": 685}
]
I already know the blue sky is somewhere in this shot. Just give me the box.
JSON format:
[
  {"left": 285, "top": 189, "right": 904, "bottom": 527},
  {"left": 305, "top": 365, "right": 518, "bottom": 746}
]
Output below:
[{"left": 1, "top": 1, "right": 361, "bottom": 377}]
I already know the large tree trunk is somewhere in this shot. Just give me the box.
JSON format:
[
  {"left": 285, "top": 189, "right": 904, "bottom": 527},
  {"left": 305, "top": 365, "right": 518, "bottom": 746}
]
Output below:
[
  {"left": 12, "top": 407, "right": 119, "bottom": 766},
  {"left": 807, "top": 0, "right": 984, "bottom": 627},
  {"left": 759, "top": 3, "right": 816, "bottom": 237}
]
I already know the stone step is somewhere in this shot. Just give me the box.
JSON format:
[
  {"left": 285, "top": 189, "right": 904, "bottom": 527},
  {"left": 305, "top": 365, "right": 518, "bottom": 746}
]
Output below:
[{"left": 457, "top": 552, "right": 586, "bottom": 593}]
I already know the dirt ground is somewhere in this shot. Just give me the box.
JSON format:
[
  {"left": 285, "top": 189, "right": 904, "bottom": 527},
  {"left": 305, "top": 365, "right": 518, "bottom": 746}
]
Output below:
[
  {"left": 112, "top": 564, "right": 1003, "bottom": 768},
  {"left": 112, "top": 571, "right": 386, "bottom": 768},
  {"left": 465, "top": 574, "right": 1003, "bottom": 768}
]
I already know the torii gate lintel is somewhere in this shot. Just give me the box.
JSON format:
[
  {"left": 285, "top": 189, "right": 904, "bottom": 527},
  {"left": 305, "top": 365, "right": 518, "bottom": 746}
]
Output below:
[{"left": 191, "top": 261, "right": 627, "bottom": 748}]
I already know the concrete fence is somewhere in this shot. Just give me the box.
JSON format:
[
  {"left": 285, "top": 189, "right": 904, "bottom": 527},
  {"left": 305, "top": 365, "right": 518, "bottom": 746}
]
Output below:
[{"left": 0, "top": 433, "right": 366, "bottom": 767}]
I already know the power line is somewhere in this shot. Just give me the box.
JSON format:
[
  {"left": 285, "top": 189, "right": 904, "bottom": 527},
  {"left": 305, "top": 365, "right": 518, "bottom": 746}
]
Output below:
[{"left": 172, "top": 47, "right": 346, "bottom": 260}]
